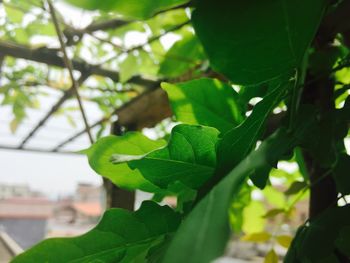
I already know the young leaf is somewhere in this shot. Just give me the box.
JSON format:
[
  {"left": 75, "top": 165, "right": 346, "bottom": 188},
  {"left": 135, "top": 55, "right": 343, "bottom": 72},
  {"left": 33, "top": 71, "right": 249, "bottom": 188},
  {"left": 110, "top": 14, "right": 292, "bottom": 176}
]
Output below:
[
  {"left": 12, "top": 201, "right": 181, "bottom": 263},
  {"left": 284, "top": 181, "right": 307, "bottom": 196},
  {"left": 192, "top": 0, "right": 327, "bottom": 85},
  {"left": 242, "top": 201, "right": 266, "bottom": 234},
  {"left": 162, "top": 78, "right": 244, "bottom": 133},
  {"left": 263, "top": 208, "right": 286, "bottom": 219},
  {"left": 112, "top": 124, "right": 220, "bottom": 189},
  {"left": 217, "top": 82, "right": 289, "bottom": 188},
  {"left": 276, "top": 235, "right": 293, "bottom": 248},
  {"left": 119, "top": 54, "right": 139, "bottom": 83},
  {"left": 264, "top": 249, "right": 279, "bottom": 263},
  {"left": 4, "top": 5, "right": 24, "bottom": 24},
  {"left": 159, "top": 33, "right": 204, "bottom": 78},
  {"left": 241, "top": 232, "right": 271, "bottom": 243},
  {"left": 66, "top": 0, "right": 190, "bottom": 20},
  {"left": 82, "top": 133, "right": 166, "bottom": 192}
]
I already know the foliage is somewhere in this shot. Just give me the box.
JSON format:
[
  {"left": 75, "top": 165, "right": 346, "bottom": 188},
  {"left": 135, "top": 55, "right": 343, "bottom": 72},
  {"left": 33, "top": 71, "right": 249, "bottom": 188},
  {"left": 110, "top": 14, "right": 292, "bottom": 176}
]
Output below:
[
  {"left": 12, "top": 201, "right": 181, "bottom": 263},
  {"left": 5, "top": 0, "right": 350, "bottom": 262}
]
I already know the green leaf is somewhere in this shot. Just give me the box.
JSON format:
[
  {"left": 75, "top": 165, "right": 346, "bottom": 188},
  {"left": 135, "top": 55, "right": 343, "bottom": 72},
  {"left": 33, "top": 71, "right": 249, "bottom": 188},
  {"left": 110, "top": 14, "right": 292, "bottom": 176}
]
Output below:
[
  {"left": 13, "top": 201, "right": 181, "bottom": 263},
  {"left": 159, "top": 32, "right": 204, "bottom": 78},
  {"left": 217, "top": 81, "right": 290, "bottom": 188},
  {"left": 162, "top": 128, "right": 302, "bottom": 263},
  {"left": 284, "top": 181, "right": 307, "bottom": 195},
  {"left": 242, "top": 201, "right": 266, "bottom": 234},
  {"left": 192, "top": 0, "right": 327, "bottom": 85},
  {"left": 229, "top": 184, "right": 251, "bottom": 232},
  {"left": 241, "top": 232, "right": 271, "bottom": 243},
  {"left": 263, "top": 187, "right": 286, "bottom": 208},
  {"left": 27, "top": 21, "right": 56, "bottom": 36},
  {"left": 263, "top": 208, "right": 285, "bottom": 219},
  {"left": 14, "top": 28, "right": 29, "bottom": 43},
  {"left": 83, "top": 133, "right": 166, "bottom": 192},
  {"left": 294, "top": 147, "right": 310, "bottom": 180},
  {"left": 146, "top": 9, "right": 189, "bottom": 35},
  {"left": 4, "top": 5, "right": 24, "bottom": 24},
  {"left": 10, "top": 118, "right": 19, "bottom": 134},
  {"left": 276, "top": 235, "right": 293, "bottom": 248},
  {"left": 66, "top": 0, "right": 190, "bottom": 20},
  {"left": 162, "top": 78, "right": 244, "bottom": 132},
  {"left": 264, "top": 249, "right": 279, "bottom": 263},
  {"left": 335, "top": 226, "right": 350, "bottom": 257},
  {"left": 332, "top": 153, "right": 350, "bottom": 195},
  {"left": 285, "top": 205, "right": 350, "bottom": 262},
  {"left": 320, "top": 255, "right": 340, "bottom": 263},
  {"left": 112, "top": 124, "right": 220, "bottom": 189},
  {"left": 119, "top": 54, "right": 139, "bottom": 83}
]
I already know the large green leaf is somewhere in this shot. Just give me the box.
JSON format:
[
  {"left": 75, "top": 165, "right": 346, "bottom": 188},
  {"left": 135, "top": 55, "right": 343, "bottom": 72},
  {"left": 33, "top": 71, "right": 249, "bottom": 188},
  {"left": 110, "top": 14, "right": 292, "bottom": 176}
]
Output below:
[
  {"left": 66, "top": 0, "right": 190, "bottom": 20},
  {"left": 83, "top": 133, "right": 166, "bottom": 192},
  {"left": 162, "top": 78, "right": 244, "bottom": 133},
  {"left": 159, "top": 32, "right": 205, "bottom": 78},
  {"left": 216, "top": 81, "right": 290, "bottom": 188},
  {"left": 112, "top": 124, "right": 220, "bottom": 189},
  {"left": 13, "top": 201, "right": 181, "bottom": 263},
  {"left": 285, "top": 205, "right": 350, "bottom": 262},
  {"left": 192, "top": 0, "right": 327, "bottom": 85},
  {"left": 162, "top": 128, "right": 300, "bottom": 263}
]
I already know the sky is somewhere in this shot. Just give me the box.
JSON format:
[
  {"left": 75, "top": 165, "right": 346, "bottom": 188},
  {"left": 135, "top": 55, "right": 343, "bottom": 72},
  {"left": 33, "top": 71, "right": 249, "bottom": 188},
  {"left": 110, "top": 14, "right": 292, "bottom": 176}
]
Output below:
[{"left": 0, "top": 149, "right": 101, "bottom": 198}]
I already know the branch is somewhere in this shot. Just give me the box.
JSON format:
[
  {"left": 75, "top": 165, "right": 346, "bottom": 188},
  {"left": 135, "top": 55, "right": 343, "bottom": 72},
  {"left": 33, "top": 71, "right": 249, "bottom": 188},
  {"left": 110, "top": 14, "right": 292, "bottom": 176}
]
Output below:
[
  {"left": 101, "top": 20, "right": 190, "bottom": 65},
  {"left": 0, "top": 41, "right": 159, "bottom": 87},
  {"left": 63, "top": 19, "right": 132, "bottom": 45}
]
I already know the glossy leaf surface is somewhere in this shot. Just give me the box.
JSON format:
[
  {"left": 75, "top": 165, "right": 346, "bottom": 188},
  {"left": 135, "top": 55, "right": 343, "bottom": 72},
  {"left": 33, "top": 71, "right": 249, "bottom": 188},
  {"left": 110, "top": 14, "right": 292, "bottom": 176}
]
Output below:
[
  {"left": 112, "top": 124, "right": 220, "bottom": 189},
  {"left": 162, "top": 78, "right": 244, "bottom": 132},
  {"left": 13, "top": 201, "right": 181, "bottom": 263},
  {"left": 66, "top": 0, "right": 190, "bottom": 19},
  {"left": 192, "top": 0, "right": 326, "bottom": 85},
  {"left": 83, "top": 133, "right": 166, "bottom": 192}
]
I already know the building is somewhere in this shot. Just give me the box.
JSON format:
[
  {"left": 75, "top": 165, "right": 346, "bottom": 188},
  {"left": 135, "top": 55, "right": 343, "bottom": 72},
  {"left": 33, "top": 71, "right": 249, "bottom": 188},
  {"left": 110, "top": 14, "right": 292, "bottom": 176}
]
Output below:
[
  {"left": 75, "top": 183, "right": 102, "bottom": 203},
  {"left": 0, "top": 184, "right": 31, "bottom": 200},
  {"left": 49, "top": 183, "right": 103, "bottom": 237},
  {"left": 0, "top": 197, "right": 53, "bottom": 249},
  {"left": 53, "top": 201, "right": 102, "bottom": 225}
]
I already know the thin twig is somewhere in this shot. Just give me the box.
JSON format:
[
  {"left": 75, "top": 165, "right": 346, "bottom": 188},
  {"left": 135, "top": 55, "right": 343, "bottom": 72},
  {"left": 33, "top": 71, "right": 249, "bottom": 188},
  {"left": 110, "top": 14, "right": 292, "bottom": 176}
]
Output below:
[
  {"left": 100, "top": 20, "right": 190, "bottom": 65},
  {"left": 47, "top": 0, "right": 94, "bottom": 144}
]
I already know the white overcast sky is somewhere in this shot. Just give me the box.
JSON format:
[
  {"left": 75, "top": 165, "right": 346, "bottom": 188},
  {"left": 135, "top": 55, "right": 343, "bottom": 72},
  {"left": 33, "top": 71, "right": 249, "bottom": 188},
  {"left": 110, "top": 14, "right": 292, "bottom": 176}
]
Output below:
[{"left": 0, "top": 149, "right": 101, "bottom": 198}]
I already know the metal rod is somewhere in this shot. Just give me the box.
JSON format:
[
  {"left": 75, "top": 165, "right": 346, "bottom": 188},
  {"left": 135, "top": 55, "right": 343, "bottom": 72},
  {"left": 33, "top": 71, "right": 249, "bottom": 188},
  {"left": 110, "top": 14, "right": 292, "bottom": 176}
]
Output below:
[
  {"left": 17, "top": 75, "right": 88, "bottom": 149},
  {"left": 0, "top": 145, "right": 80, "bottom": 155},
  {"left": 47, "top": 0, "right": 94, "bottom": 144}
]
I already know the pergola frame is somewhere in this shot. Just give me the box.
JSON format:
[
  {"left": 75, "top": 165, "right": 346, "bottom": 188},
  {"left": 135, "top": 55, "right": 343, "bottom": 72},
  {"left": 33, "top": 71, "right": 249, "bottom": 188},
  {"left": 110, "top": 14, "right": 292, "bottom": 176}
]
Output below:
[{"left": 0, "top": 2, "right": 186, "bottom": 154}]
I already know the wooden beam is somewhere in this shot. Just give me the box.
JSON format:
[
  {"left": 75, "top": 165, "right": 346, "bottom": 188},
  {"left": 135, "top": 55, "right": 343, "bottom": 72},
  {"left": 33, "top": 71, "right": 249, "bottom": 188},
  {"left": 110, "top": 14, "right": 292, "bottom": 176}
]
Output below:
[{"left": 0, "top": 41, "right": 158, "bottom": 87}]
